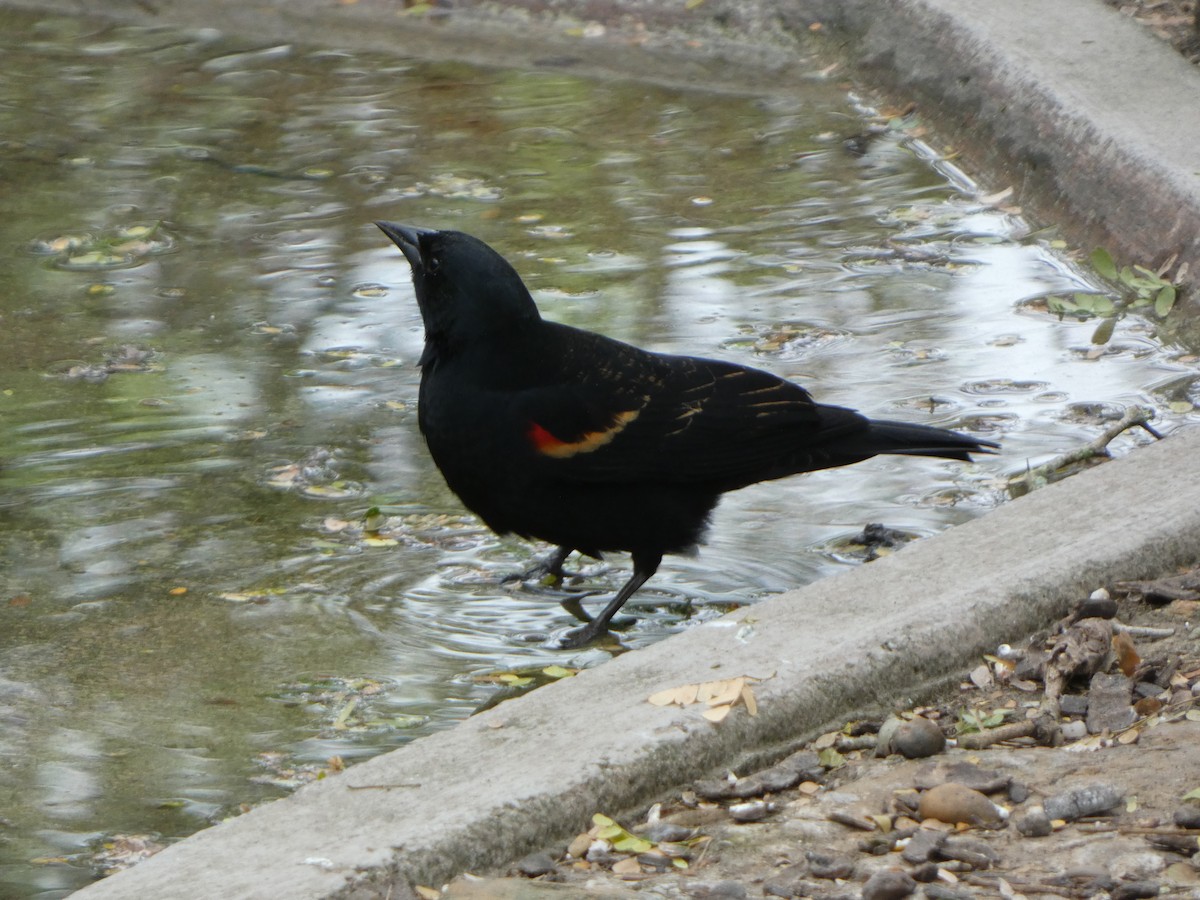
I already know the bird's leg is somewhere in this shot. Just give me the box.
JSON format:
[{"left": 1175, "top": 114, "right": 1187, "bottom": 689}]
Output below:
[
  {"left": 511, "top": 545, "right": 574, "bottom": 585},
  {"left": 558, "top": 551, "right": 661, "bottom": 648}
]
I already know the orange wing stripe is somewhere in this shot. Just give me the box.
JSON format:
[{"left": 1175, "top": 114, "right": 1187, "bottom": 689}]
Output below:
[{"left": 527, "top": 410, "right": 640, "bottom": 458}]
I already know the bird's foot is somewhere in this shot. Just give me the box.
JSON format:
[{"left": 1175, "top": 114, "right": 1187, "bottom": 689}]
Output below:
[
  {"left": 558, "top": 594, "right": 635, "bottom": 629},
  {"left": 505, "top": 547, "right": 579, "bottom": 588},
  {"left": 556, "top": 621, "right": 613, "bottom": 649}
]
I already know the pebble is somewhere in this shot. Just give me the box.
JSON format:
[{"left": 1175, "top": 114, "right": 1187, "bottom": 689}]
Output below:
[
  {"left": 892, "top": 717, "right": 946, "bottom": 759},
  {"left": 761, "top": 863, "right": 814, "bottom": 899},
  {"left": 900, "top": 829, "right": 944, "bottom": 864},
  {"left": 1043, "top": 782, "right": 1123, "bottom": 821},
  {"left": 1111, "top": 880, "right": 1163, "bottom": 900},
  {"left": 1173, "top": 799, "right": 1200, "bottom": 829},
  {"left": 918, "top": 783, "right": 1005, "bottom": 827},
  {"left": 729, "top": 800, "right": 773, "bottom": 822},
  {"left": 924, "top": 885, "right": 975, "bottom": 900},
  {"left": 1087, "top": 673, "right": 1136, "bottom": 733},
  {"left": 640, "top": 821, "right": 695, "bottom": 843},
  {"left": 1059, "top": 693, "right": 1089, "bottom": 716},
  {"left": 1073, "top": 589, "right": 1118, "bottom": 620},
  {"left": 913, "top": 761, "right": 1010, "bottom": 794},
  {"left": 940, "top": 835, "right": 999, "bottom": 869},
  {"left": 684, "top": 880, "right": 747, "bottom": 899},
  {"left": 861, "top": 867, "right": 917, "bottom": 900},
  {"left": 565, "top": 831, "right": 591, "bottom": 859},
  {"left": 513, "top": 851, "right": 557, "bottom": 877},
  {"left": 805, "top": 849, "right": 855, "bottom": 880},
  {"left": 1060, "top": 719, "right": 1088, "bottom": 741},
  {"left": 1013, "top": 805, "right": 1053, "bottom": 837}
]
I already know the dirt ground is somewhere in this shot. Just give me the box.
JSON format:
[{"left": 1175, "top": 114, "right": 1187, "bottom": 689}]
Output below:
[{"left": 436, "top": 570, "right": 1200, "bottom": 900}]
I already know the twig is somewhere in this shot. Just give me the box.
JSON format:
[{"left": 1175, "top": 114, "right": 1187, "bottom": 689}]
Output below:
[
  {"left": 956, "top": 718, "right": 1037, "bottom": 750},
  {"left": 1112, "top": 621, "right": 1176, "bottom": 639},
  {"left": 1009, "top": 406, "right": 1160, "bottom": 495}
]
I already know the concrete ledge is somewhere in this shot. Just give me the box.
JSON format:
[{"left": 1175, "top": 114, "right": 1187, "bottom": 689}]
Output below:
[
  {"left": 11, "top": 0, "right": 1194, "bottom": 894},
  {"left": 72, "top": 426, "right": 1200, "bottom": 898},
  {"left": 790, "top": 0, "right": 1200, "bottom": 316}
]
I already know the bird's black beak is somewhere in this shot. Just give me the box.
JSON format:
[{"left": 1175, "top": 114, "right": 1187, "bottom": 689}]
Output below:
[{"left": 375, "top": 222, "right": 437, "bottom": 273}]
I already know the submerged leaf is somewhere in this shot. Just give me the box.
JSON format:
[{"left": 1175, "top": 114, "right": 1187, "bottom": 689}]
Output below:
[
  {"left": 1091, "top": 317, "right": 1116, "bottom": 346},
  {"left": 1090, "top": 247, "right": 1117, "bottom": 280},
  {"left": 1156, "top": 284, "right": 1176, "bottom": 317}
]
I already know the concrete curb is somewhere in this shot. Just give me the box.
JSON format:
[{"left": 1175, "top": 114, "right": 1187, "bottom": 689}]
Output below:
[
  {"left": 71, "top": 426, "right": 1200, "bottom": 898},
  {"left": 791, "top": 0, "right": 1200, "bottom": 319},
  {"left": 11, "top": 0, "right": 1192, "bottom": 895}
]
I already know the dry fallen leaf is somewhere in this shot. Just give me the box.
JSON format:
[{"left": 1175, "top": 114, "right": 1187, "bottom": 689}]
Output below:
[{"left": 702, "top": 705, "right": 731, "bottom": 723}]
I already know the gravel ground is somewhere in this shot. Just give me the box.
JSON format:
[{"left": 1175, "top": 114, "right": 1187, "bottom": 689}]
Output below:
[{"left": 436, "top": 572, "right": 1200, "bottom": 900}]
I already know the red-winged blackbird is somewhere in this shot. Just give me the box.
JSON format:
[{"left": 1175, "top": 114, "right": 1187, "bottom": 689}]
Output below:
[{"left": 377, "top": 223, "right": 998, "bottom": 647}]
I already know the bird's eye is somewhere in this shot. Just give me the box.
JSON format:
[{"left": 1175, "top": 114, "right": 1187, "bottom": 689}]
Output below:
[{"left": 426, "top": 254, "right": 441, "bottom": 274}]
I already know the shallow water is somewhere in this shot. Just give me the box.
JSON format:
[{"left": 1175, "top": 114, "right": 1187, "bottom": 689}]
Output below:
[{"left": 1, "top": 10, "right": 1198, "bottom": 897}]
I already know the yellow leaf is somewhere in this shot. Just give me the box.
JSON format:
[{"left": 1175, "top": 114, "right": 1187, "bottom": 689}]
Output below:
[
  {"left": 648, "top": 688, "right": 680, "bottom": 706},
  {"left": 415, "top": 887, "right": 439, "bottom": 900},
  {"left": 741, "top": 684, "right": 758, "bottom": 717},
  {"left": 708, "top": 677, "right": 745, "bottom": 707},
  {"left": 702, "top": 704, "right": 731, "bottom": 723},
  {"left": 169, "top": 586, "right": 188, "bottom": 596}
]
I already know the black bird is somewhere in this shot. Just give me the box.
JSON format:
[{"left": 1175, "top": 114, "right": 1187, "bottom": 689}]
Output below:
[{"left": 377, "top": 223, "right": 998, "bottom": 647}]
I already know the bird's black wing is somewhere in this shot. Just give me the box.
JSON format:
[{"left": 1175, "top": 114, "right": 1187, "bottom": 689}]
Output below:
[{"left": 511, "top": 326, "right": 870, "bottom": 488}]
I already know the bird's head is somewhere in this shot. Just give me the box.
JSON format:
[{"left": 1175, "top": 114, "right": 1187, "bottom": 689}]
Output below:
[{"left": 376, "top": 223, "right": 540, "bottom": 355}]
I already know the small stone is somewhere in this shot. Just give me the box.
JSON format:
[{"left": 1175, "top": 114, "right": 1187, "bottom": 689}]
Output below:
[
  {"left": 693, "top": 777, "right": 737, "bottom": 801},
  {"left": 939, "top": 835, "right": 1000, "bottom": 869},
  {"left": 909, "top": 862, "right": 941, "bottom": 883},
  {"left": 918, "top": 783, "right": 1004, "bottom": 827},
  {"left": 1073, "top": 589, "right": 1118, "bottom": 620},
  {"left": 913, "top": 761, "right": 1010, "bottom": 794},
  {"left": 730, "top": 764, "right": 802, "bottom": 798},
  {"left": 900, "top": 829, "right": 945, "bottom": 864},
  {"left": 1043, "top": 783, "right": 1123, "bottom": 821},
  {"left": 805, "top": 849, "right": 855, "bottom": 880},
  {"left": 924, "top": 885, "right": 975, "bottom": 900},
  {"left": 762, "top": 864, "right": 811, "bottom": 899},
  {"left": 1111, "top": 882, "right": 1162, "bottom": 900},
  {"left": 1007, "top": 781, "right": 1031, "bottom": 804},
  {"left": 684, "top": 881, "right": 747, "bottom": 899},
  {"left": 1013, "top": 805, "right": 1053, "bottom": 837},
  {"left": 861, "top": 867, "right": 917, "bottom": 900},
  {"left": 777, "top": 749, "right": 825, "bottom": 782},
  {"left": 565, "top": 832, "right": 591, "bottom": 859},
  {"left": 1060, "top": 720, "right": 1088, "bottom": 741},
  {"left": 639, "top": 821, "right": 694, "bottom": 843},
  {"left": 1059, "top": 693, "right": 1089, "bottom": 716},
  {"left": 1087, "top": 673, "right": 1136, "bottom": 734},
  {"left": 1173, "top": 799, "right": 1200, "bottom": 829},
  {"left": 729, "top": 800, "right": 772, "bottom": 822},
  {"left": 514, "top": 851, "right": 557, "bottom": 877},
  {"left": 1013, "top": 649, "right": 1047, "bottom": 682},
  {"left": 892, "top": 717, "right": 946, "bottom": 759}
]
